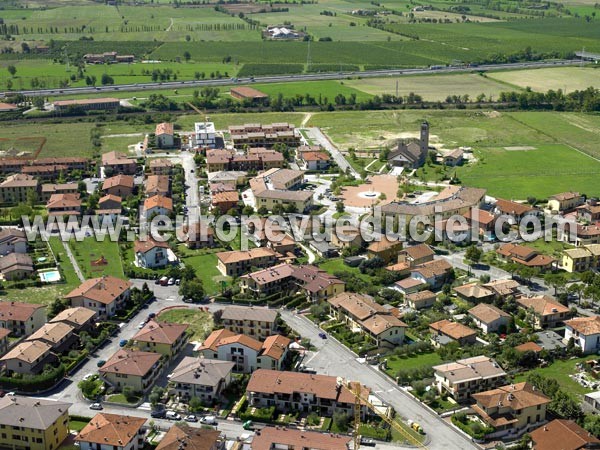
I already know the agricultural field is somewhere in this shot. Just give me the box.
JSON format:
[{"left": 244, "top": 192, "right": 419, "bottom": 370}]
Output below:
[
  {"left": 346, "top": 72, "right": 512, "bottom": 101},
  {"left": 487, "top": 67, "right": 600, "bottom": 93}
]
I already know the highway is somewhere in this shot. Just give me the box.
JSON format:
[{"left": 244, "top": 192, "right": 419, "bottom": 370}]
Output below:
[{"left": 1, "top": 59, "right": 581, "bottom": 99}]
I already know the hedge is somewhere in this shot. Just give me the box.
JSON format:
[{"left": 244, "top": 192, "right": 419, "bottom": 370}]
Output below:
[{"left": 0, "top": 364, "right": 65, "bottom": 391}]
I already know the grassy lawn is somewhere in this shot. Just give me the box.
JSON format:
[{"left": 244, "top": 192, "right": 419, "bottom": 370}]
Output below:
[
  {"left": 177, "top": 245, "right": 231, "bottom": 295},
  {"left": 69, "top": 238, "right": 125, "bottom": 279},
  {"left": 514, "top": 356, "right": 595, "bottom": 396},
  {"left": 318, "top": 258, "right": 372, "bottom": 284},
  {"left": 384, "top": 352, "right": 443, "bottom": 375},
  {"left": 69, "top": 420, "right": 89, "bottom": 432},
  {"left": 158, "top": 307, "right": 214, "bottom": 341},
  {"left": 48, "top": 237, "right": 80, "bottom": 291},
  {"left": 106, "top": 393, "right": 141, "bottom": 405},
  {"left": 524, "top": 239, "right": 574, "bottom": 259}
]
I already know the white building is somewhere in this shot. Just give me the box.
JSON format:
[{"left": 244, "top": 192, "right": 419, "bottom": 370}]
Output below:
[
  {"left": 564, "top": 316, "right": 600, "bottom": 354},
  {"left": 193, "top": 122, "right": 216, "bottom": 149}
]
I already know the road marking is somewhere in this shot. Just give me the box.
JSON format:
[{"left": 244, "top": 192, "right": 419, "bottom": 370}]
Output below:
[{"left": 165, "top": 297, "right": 175, "bottom": 302}]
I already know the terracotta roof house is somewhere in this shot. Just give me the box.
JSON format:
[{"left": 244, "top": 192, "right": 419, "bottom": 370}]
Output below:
[
  {"left": 76, "top": 413, "right": 146, "bottom": 450},
  {"left": 180, "top": 221, "right": 216, "bottom": 249},
  {"left": 155, "top": 122, "right": 175, "bottom": 148},
  {"left": 530, "top": 419, "right": 600, "bottom": 450},
  {"left": 156, "top": 425, "right": 223, "bottom": 450},
  {"left": 66, "top": 276, "right": 132, "bottom": 319},
  {"left": 96, "top": 193, "right": 123, "bottom": 217},
  {"left": 0, "top": 300, "right": 46, "bottom": 337},
  {"left": 494, "top": 199, "right": 537, "bottom": 223},
  {"left": 134, "top": 238, "right": 170, "bottom": 269},
  {"left": 246, "top": 369, "right": 373, "bottom": 419},
  {"left": 251, "top": 427, "right": 351, "bottom": 450},
  {"left": 546, "top": 192, "right": 584, "bottom": 215},
  {"left": 145, "top": 175, "right": 170, "bottom": 197},
  {"left": 132, "top": 319, "right": 189, "bottom": 359},
  {"left": 0, "top": 174, "right": 39, "bottom": 204},
  {"left": 496, "top": 243, "right": 556, "bottom": 271},
  {"left": 393, "top": 277, "right": 427, "bottom": 295},
  {"left": 149, "top": 158, "right": 174, "bottom": 175},
  {"left": 46, "top": 193, "right": 82, "bottom": 216},
  {"left": 463, "top": 207, "right": 496, "bottom": 240},
  {"left": 410, "top": 259, "right": 453, "bottom": 289},
  {"left": 40, "top": 182, "right": 78, "bottom": 202},
  {"left": 212, "top": 190, "right": 240, "bottom": 213},
  {"left": 468, "top": 303, "right": 511, "bottom": 334},
  {"left": 169, "top": 357, "right": 235, "bottom": 403},
  {"left": 515, "top": 342, "right": 543, "bottom": 353},
  {"left": 471, "top": 382, "right": 551, "bottom": 439},
  {"left": 453, "top": 282, "right": 494, "bottom": 303},
  {"left": 144, "top": 195, "right": 173, "bottom": 216},
  {"left": 406, "top": 290, "right": 436, "bottom": 309},
  {"left": 99, "top": 348, "right": 162, "bottom": 393},
  {"left": 102, "top": 174, "right": 135, "bottom": 198},
  {"left": 564, "top": 316, "right": 600, "bottom": 354},
  {"left": 517, "top": 295, "right": 571, "bottom": 329},
  {"left": 483, "top": 279, "right": 521, "bottom": 299},
  {"left": 397, "top": 243, "right": 435, "bottom": 267},
  {"left": 101, "top": 150, "right": 137, "bottom": 176},
  {"left": 230, "top": 86, "right": 269, "bottom": 101},
  {"left": 367, "top": 237, "right": 403, "bottom": 264},
  {"left": 26, "top": 321, "right": 76, "bottom": 352},
  {"left": 429, "top": 319, "right": 477, "bottom": 346},
  {"left": 433, "top": 355, "right": 507, "bottom": 402},
  {"left": 49, "top": 306, "right": 96, "bottom": 332},
  {"left": 216, "top": 247, "right": 279, "bottom": 277},
  {"left": 0, "top": 252, "right": 34, "bottom": 280}
]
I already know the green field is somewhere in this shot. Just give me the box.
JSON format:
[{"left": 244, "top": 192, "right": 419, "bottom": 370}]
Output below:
[
  {"left": 177, "top": 246, "right": 231, "bottom": 295},
  {"left": 514, "top": 356, "right": 595, "bottom": 396},
  {"left": 69, "top": 238, "right": 125, "bottom": 279},
  {"left": 158, "top": 307, "right": 214, "bottom": 341},
  {"left": 488, "top": 67, "right": 600, "bottom": 93},
  {"left": 384, "top": 352, "right": 443, "bottom": 373}
]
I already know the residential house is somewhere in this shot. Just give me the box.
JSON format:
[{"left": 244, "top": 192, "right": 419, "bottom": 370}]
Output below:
[
  {"left": 49, "top": 306, "right": 96, "bottom": 333},
  {"left": 0, "top": 228, "right": 27, "bottom": 255},
  {"left": 40, "top": 183, "right": 79, "bottom": 202},
  {"left": 46, "top": 193, "right": 82, "bottom": 216},
  {"left": 144, "top": 195, "right": 173, "bottom": 217},
  {"left": 0, "top": 301, "right": 46, "bottom": 336},
  {"left": 330, "top": 226, "right": 364, "bottom": 251},
  {"left": 392, "top": 277, "right": 426, "bottom": 295},
  {"left": 397, "top": 243, "right": 435, "bottom": 267},
  {"left": 250, "top": 427, "right": 351, "bottom": 450},
  {"left": 429, "top": 319, "right": 477, "bottom": 346},
  {"left": 221, "top": 306, "right": 278, "bottom": 340},
  {"left": 250, "top": 170, "right": 312, "bottom": 213},
  {"left": 155, "top": 123, "right": 175, "bottom": 148},
  {"left": 530, "top": 419, "right": 600, "bottom": 450},
  {"left": 66, "top": 276, "right": 132, "bottom": 319},
  {"left": 169, "top": 357, "right": 234, "bottom": 403},
  {"left": 564, "top": 316, "right": 600, "bottom": 354},
  {"left": 198, "top": 329, "right": 290, "bottom": 373},
  {"left": 546, "top": 192, "right": 584, "bottom": 215},
  {"left": 367, "top": 237, "right": 403, "bottom": 264},
  {"left": 132, "top": 319, "right": 189, "bottom": 359},
  {"left": 577, "top": 202, "right": 600, "bottom": 223},
  {"left": 149, "top": 158, "right": 174, "bottom": 175},
  {"left": 468, "top": 303, "right": 511, "bottom": 334},
  {"left": 156, "top": 425, "right": 223, "bottom": 450},
  {"left": 562, "top": 244, "right": 600, "bottom": 273},
  {"left": 493, "top": 199, "right": 537, "bottom": 224},
  {"left": 515, "top": 341, "right": 543, "bottom": 354},
  {"left": 101, "top": 151, "right": 137, "bottom": 176},
  {"left": 406, "top": 290, "right": 436, "bottom": 310},
  {"left": 145, "top": 175, "right": 170, "bottom": 197},
  {"left": 0, "top": 328, "right": 9, "bottom": 354},
  {"left": 570, "top": 225, "right": 600, "bottom": 247},
  {"left": 287, "top": 264, "right": 345, "bottom": 302},
  {"left": 443, "top": 148, "right": 464, "bottom": 166},
  {"left": 0, "top": 174, "right": 38, "bottom": 204},
  {"left": 180, "top": 221, "right": 215, "bottom": 249},
  {"left": 212, "top": 190, "right": 240, "bottom": 213},
  {"left": 0, "top": 340, "right": 55, "bottom": 374},
  {"left": 193, "top": 122, "right": 217, "bottom": 149},
  {"left": 246, "top": 369, "right": 371, "bottom": 419},
  {"left": 496, "top": 243, "right": 556, "bottom": 271},
  {"left": 99, "top": 348, "right": 162, "bottom": 393},
  {"left": 432, "top": 355, "right": 507, "bottom": 402},
  {"left": 0, "top": 252, "right": 34, "bottom": 280},
  {"left": 299, "top": 151, "right": 331, "bottom": 171},
  {"left": 517, "top": 295, "right": 571, "bottom": 329},
  {"left": 463, "top": 208, "right": 496, "bottom": 241},
  {"left": 483, "top": 279, "right": 521, "bottom": 300},
  {"left": 26, "top": 322, "right": 76, "bottom": 353},
  {"left": 216, "top": 248, "right": 279, "bottom": 277},
  {"left": 134, "top": 239, "right": 170, "bottom": 269},
  {"left": 328, "top": 292, "right": 407, "bottom": 346},
  {"left": 102, "top": 174, "right": 135, "bottom": 198},
  {"left": 0, "top": 395, "right": 71, "bottom": 450},
  {"left": 76, "top": 413, "right": 146, "bottom": 450},
  {"left": 453, "top": 283, "right": 494, "bottom": 303},
  {"left": 471, "top": 382, "right": 550, "bottom": 439},
  {"left": 96, "top": 194, "right": 123, "bottom": 218},
  {"left": 410, "top": 259, "right": 453, "bottom": 290}
]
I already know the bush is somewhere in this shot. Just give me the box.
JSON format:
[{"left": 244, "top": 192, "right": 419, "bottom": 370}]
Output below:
[
  {"left": 0, "top": 364, "right": 65, "bottom": 391},
  {"left": 240, "top": 406, "right": 276, "bottom": 422},
  {"left": 358, "top": 423, "right": 391, "bottom": 441}
]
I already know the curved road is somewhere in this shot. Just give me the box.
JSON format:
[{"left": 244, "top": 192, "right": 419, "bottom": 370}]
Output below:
[{"left": 1, "top": 59, "right": 580, "bottom": 99}]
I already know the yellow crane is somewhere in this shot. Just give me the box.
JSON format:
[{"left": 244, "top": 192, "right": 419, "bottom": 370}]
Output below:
[
  {"left": 336, "top": 377, "right": 427, "bottom": 450},
  {"left": 187, "top": 102, "right": 209, "bottom": 123}
]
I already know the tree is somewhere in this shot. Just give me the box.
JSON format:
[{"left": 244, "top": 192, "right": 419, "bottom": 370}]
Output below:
[
  {"left": 183, "top": 51, "right": 191, "bottom": 61},
  {"left": 101, "top": 73, "right": 114, "bottom": 85},
  {"left": 465, "top": 245, "right": 482, "bottom": 271},
  {"left": 78, "top": 377, "right": 100, "bottom": 399},
  {"left": 544, "top": 273, "right": 567, "bottom": 296},
  {"left": 33, "top": 96, "right": 45, "bottom": 110},
  {"left": 7, "top": 65, "right": 16, "bottom": 77},
  {"left": 149, "top": 386, "right": 165, "bottom": 406},
  {"left": 332, "top": 412, "right": 351, "bottom": 432},
  {"left": 122, "top": 386, "right": 135, "bottom": 401},
  {"left": 336, "top": 201, "right": 345, "bottom": 214},
  {"left": 179, "top": 277, "right": 205, "bottom": 303}
]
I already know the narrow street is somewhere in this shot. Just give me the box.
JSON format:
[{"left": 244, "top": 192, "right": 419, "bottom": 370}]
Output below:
[
  {"left": 62, "top": 240, "right": 85, "bottom": 281},
  {"left": 303, "top": 127, "right": 360, "bottom": 179}
]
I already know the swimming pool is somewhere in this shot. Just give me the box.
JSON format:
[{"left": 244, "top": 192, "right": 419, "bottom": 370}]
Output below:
[{"left": 39, "top": 270, "right": 61, "bottom": 283}]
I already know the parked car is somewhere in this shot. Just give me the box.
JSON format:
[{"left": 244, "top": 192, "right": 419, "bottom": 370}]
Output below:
[
  {"left": 360, "top": 438, "right": 376, "bottom": 447},
  {"left": 201, "top": 415, "right": 217, "bottom": 425},
  {"left": 83, "top": 373, "right": 95, "bottom": 381},
  {"left": 89, "top": 403, "right": 103, "bottom": 411},
  {"left": 185, "top": 414, "right": 198, "bottom": 422},
  {"left": 151, "top": 409, "right": 166, "bottom": 418},
  {"left": 119, "top": 339, "right": 128, "bottom": 347},
  {"left": 166, "top": 411, "right": 182, "bottom": 420},
  {"left": 137, "top": 321, "right": 146, "bottom": 329},
  {"left": 148, "top": 312, "right": 156, "bottom": 320},
  {"left": 167, "top": 278, "right": 175, "bottom": 286},
  {"left": 159, "top": 276, "right": 169, "bottom": 286},
  {"left": 96, "top": 360, "right": 106, "bottom": 368},
  {"left": 175, "top": 279, "right": 181, "bottom": 286}
]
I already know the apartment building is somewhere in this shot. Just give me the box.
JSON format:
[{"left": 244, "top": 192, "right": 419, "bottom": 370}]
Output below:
[
  {"left": 564, "top": 316, "right": 600, "bottom": 354},
  {"left": 250, "top": 427, "right": 351, "bottom": 450},
  {"left": 432, "top": 355, "right": 507, "bottom": 402},
  {"left": 76, "top": 413, "right": 146, "bottom": 450},
  {"left": 169, "top": 358, "right": 234, "bottom": 403},
  {"left": 99, "top": 348, "right": 162, "bottom": 393},
  {"left": 156, "top": 425, "right": 224, "bottom": 450},
  {"left": 216, "top": 247, "right": 279, "bottom": 277},
  {"left": 0, "top": 301, "right": 46, "bottom": 337},
  {"left": 0, "top": 174, "right": 38, "bottom": 204},
  {"left": 102, "top": 174, "right": 135, "bottom": 198},
  {"left": 562, "top": 244, "right": 600, "bottom": 272},
  {"left": 0, "top": 340, "right": 55, "bottom": 374},
  {"left": 132, "top": 319, "right": 189, "bottom": 359},
  {"left": 516, "top": 295, "right": 571, "bottom": 329},
  {"left": 101, "top": 151, "right": 137, "bottom": 176},
  {"left": 229, "top": 123, "right": 300, "bottom": 148},
  {"left": 66, "top": 276, "right": 132, "bottom": 319},
  {"left": 221, "top": 306, "right": 278, "bottom": 340}
]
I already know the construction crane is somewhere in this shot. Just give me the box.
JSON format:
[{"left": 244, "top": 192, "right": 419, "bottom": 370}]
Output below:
[
  {"left": 336, "top": 377, "right": 427, "bottom": 450},
  {"left": 187, "top": 102, "right": 210, "bottom": 123}
]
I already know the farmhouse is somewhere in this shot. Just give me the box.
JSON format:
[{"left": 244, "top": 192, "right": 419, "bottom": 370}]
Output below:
[
  {"left": 230, "top": 86, "right": 269, "bottom": 102},
  {"left": 53, "top": 98, "right": 121, "bottom": 112}
]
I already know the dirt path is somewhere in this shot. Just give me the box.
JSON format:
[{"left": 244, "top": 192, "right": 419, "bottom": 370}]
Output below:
[
  {"left": 301, "top": 112, "right": 313, "bottom": 128},
  {"left": 166, "top": 18, "right": 174, "bottom": 32}
]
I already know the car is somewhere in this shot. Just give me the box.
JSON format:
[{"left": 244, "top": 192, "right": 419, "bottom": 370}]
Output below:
[
  {"left": 119, "top": 339, "right": 128, "bottom": 347},
  {"left": 137, "top": 321, "right": 146, "bottom": 329},
  {"left": 175, "top": 279, "right": 181, "bottom": 286},
  {"left": 360, "top": 438, "right": 376, "bottom": 447},
  {"left": 148, "top": 312, "right": 156, "bottom": 319},
  {"left": 96, "top": 359, "right": 106, "bottom": 368},
  {"left": 166, "top": 411, "right": 182, "bottom": 420},
  {"left": 151, "top": 409, "right": 166, "bottom": 418},
  {"left": 201, "top": 415, "right": 217, "bottom": 425},
  {"left": 318, "top": 332, "right": 327, "bottom": 339},
  {"left": 168, "top": 278, "right": 175, "bottom": 285},
  {"left": 159, "top": 276, "right": 169, "bottom": 286},
  {"left": 185, "top": 414, "right": 198, "bottom": 422},
  {"left": 89, "top": 403, "right": 103, "bottom": 410},
  {"left": 190, "top": 169, "right": 194, "bottom": 173},
  {"left": 83, "top": 373, "right": 95, "bottom": 381}
]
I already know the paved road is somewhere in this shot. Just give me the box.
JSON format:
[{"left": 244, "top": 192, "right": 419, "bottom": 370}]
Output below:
[
  {"left": 2, "top": 60, "right": 581, "bottom": 99},
  {"left": 280, "top": 310, "right": 477, "bottom": 450},
  {"left": 180, "top": 151, "right": 200, "bottom": 222},
  {"left": 304, "top": 127, "right": 360, "bottom": 178}
]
